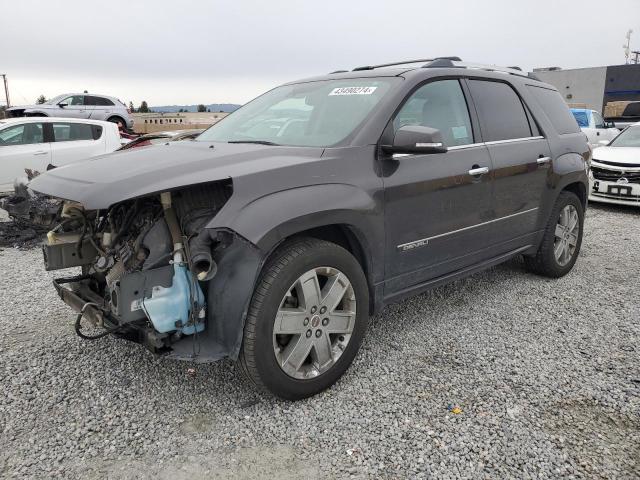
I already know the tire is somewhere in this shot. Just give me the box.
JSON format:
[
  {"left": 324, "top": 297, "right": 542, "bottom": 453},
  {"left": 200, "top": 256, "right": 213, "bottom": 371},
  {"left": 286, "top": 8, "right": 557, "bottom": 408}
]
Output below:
[
  {"left": 524, "top": 191, "right": 584, "bottom": 278},
  {"left": 239, "top": 237, "right": 369, "bottom": 400},
  {"left": 107, "top": 116, "right": 125, "bottom": 128}
]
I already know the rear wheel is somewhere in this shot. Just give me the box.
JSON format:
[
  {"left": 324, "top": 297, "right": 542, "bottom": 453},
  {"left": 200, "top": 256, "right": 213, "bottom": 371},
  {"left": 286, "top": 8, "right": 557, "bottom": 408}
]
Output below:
[
  {"left": 107, "top": 116, "right": 126, "bottom": 129},
  {"left": 524, "top": 191, "right": 584, "bottom": 277},
  {"left": 239, "top": 238, "right": 369, "bottom": 400}
]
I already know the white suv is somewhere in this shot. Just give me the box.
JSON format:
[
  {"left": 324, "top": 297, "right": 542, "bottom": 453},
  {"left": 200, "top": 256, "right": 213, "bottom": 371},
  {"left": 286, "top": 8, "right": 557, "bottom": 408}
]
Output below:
[
  {"left": 6, "top": 93, "right": 133, "bottom": 130},
  {"left": 0, "top": 117, "right": 122, "bottom": 194}
]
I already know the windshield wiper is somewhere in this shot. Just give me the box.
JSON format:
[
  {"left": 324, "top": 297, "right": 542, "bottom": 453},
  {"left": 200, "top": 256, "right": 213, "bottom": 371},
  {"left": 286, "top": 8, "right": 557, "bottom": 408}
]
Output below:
[{"left": 228, "top": 140, "right": 280, "bottom": 146}]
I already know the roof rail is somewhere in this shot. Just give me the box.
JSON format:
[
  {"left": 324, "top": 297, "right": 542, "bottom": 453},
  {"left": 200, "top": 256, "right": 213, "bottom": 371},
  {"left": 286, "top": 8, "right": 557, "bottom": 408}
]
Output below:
[
  {"left": 352, "top": 57, "right": 462, "bottom": 72},
  {"left": 424, "top": 60, "right": 541, "bottom": 80},
  {"left": 342, "top": 57, "right": 542, "bottom": 81}
]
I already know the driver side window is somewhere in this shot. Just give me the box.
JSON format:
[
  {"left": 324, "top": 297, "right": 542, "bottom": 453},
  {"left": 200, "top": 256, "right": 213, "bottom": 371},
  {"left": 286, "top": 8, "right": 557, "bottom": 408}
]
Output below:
[
  {"left": 393, "top": 80, "right": 474, "bottom": 147},
  {"left": 593, "top": 112, "right": 605, "bottom": 129},
  {"left": 60, "top": 95, "right": 84, "bottom": 106}
]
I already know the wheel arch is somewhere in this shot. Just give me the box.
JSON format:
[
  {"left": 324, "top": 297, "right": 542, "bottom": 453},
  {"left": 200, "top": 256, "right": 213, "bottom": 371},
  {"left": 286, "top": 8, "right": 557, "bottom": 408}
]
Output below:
[{"left": 560, "top": 181, "right": 587, "bottom": 209}]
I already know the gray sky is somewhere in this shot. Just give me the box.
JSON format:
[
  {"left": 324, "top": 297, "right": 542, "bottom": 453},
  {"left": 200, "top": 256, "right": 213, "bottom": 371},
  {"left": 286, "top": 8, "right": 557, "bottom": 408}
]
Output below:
[{"left": 2, "top": 0, "right": 639, "bottom": 107}]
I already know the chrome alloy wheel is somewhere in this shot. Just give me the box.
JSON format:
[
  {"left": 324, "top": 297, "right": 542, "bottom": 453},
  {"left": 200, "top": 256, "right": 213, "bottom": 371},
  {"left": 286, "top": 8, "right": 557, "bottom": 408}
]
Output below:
[
  {"left": 273, "top": 267, "right": 356, "bottom": 379},
  {"left": 554, "top": 205, "right": 580, "bottom": 267}
]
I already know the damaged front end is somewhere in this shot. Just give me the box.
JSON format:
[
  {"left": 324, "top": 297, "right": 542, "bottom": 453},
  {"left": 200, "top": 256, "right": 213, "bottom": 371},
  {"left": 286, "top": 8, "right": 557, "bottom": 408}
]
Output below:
[{"left": 44, "top": 180, "right": 257, "bottom": 360}]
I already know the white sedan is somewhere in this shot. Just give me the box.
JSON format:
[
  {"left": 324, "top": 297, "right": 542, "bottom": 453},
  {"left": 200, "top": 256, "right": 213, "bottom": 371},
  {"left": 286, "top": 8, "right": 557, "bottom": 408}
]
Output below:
[
  {"left": 589, "top": 122, "right": 640, "bottom": 206},
  {"left": 0, "top": 117, "right": 122, "bottom": 194}
]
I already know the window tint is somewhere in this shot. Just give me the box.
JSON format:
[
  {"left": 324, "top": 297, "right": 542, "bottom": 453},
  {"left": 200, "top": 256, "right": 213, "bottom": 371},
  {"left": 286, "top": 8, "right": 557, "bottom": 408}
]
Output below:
[
  {"left": 393, "top": 79, "right": 473, "bottom": 146},
  {"left": 468, "top": 80, "right": 532, "bottom": 141},
  {"left": 528, "top": 86, "right": 581, "bottom": 135},
  {"left": 0, "top": 123, "right": 44, "bottom": 146},
  {"left": 60, "top": 95, "right": 84, "bottom": 106},
  {"left": 92, "top": 96, "right": 115, "bottom": 106},
  {"left": 52, "top": 123, "right": 102, "bottom": 142},
  {"left": 593, "top": 112, "right": 605, "bottom": 129},
  {"left": 571, "top": 110, "right": 589, "bottom": 128}
]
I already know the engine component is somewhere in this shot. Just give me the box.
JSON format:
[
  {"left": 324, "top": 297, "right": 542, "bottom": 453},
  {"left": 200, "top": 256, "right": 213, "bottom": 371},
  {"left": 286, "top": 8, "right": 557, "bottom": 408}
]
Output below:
[
  {"left": 141, "top": 263, "right": 206, "bottom": 335},
  {"left": 43, "top": 232, "right": 99, "bottom": 271}
]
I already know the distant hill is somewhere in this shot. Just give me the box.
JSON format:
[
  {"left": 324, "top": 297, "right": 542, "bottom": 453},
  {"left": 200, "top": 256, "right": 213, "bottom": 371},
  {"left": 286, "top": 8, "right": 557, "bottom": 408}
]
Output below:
[{"left": 149, "top": 103, "right": 241, "bottom": 113}]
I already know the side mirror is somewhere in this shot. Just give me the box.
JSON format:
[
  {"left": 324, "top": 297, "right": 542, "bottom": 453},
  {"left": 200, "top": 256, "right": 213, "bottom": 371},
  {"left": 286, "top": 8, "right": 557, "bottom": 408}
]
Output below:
[
  {"left": 598, "top": 140, "right": 610, "bottom": 146},
  {"left": 604, "top": 121, "right": 615, "bottom": 129},
  {"left": 58, "top": 103, "right": 67, "bottom": 108},
  {"left": 382, "top": 125, "right": 447, "bottom": 155}
]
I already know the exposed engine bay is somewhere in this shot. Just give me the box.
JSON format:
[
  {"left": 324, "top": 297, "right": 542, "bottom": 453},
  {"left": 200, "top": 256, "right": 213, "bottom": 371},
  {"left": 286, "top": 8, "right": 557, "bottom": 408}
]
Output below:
[{"left": 44, "top": 181, "right": 236, "bottom": 356}]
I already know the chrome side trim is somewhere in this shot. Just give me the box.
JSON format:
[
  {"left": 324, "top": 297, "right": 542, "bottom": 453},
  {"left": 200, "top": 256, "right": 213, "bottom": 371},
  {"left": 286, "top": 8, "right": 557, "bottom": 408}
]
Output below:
[
  {"left": 591, "top": 160, "right": 640, "bottom": 172},
  {"left": 447, "top": 142, "right": 485, "bottom": 151},
  {"left": 397, "top": 207, "right": 539, "bottom": 252},
  {"left": 484, "top": 136, "right": 544, "bottom": 146}
]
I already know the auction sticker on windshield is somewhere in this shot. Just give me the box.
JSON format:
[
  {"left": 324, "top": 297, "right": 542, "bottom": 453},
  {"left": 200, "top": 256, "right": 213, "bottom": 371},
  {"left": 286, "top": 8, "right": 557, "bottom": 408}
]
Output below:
[{"left": 329, "top": 86, "right": 378, "bottom": 96}]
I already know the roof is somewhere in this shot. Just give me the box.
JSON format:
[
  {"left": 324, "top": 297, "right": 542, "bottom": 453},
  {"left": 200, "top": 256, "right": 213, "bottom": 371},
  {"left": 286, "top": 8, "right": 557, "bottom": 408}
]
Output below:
[{"left": 0, "top": 117, "right": 117, "bottom": 127}]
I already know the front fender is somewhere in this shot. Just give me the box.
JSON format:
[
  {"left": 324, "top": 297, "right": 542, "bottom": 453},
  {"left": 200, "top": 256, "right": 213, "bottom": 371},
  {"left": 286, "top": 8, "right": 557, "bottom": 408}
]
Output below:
[{"left": 208, "top": 183, "right": 382, "bottom": 255}]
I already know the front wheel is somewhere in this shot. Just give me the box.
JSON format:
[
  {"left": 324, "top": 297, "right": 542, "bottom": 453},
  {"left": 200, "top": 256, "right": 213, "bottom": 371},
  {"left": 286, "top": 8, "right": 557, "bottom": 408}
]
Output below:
[
  {"left": 524, "top": 191, "right": 584, "bottom": 277},
  {"left": 239, "top": 238, "right": 369, "bottom": 400}
]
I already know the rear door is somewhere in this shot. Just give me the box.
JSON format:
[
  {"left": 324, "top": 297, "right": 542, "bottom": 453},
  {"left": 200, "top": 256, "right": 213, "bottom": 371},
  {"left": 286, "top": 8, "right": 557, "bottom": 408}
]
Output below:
[
  {"left": 592, "top": 111, "right": 619, "bottom": 143},
  {"left": 50, "top": 122, "right": 105, "bottom": 166},
  {"left": 87, "top": 96, "right": 116, "bottom": 120},
  {"left": 0, "top": 122, "right": 50, "bottom": 191},
  {"left": 383, "top": 78, "right": 495, "bottom": 294},
  {"left": 466, "top": 79, "right": 551, "bottom": 248}
]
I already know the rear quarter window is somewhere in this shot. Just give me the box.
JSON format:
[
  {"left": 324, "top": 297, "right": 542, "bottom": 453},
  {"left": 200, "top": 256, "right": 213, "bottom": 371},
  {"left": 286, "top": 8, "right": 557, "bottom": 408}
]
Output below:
[{"left": 527, "top": 86, "right": 581, "bottom": 134}]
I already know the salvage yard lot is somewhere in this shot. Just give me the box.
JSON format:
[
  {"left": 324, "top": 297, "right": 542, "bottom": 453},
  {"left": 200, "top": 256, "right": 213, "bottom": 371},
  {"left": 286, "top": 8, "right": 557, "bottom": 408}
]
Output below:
[{"left": 1, "top": 205, "right": 639, "bottom": 479}]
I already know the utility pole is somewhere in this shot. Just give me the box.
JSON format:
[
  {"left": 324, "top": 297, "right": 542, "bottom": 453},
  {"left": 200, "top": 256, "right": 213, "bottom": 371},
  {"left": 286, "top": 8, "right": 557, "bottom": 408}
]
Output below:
[
  {"left": 623, "top": 29, "right": 633, "bottom": 64},
  {"left": 1, "top": 74, "right": 9, "bottom": 108}
]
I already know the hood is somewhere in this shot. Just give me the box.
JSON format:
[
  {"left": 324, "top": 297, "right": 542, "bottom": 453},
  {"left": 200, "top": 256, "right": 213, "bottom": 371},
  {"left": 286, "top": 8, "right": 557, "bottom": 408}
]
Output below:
[
  {"left": 592, "top": 146, "right": 640, "bottom": 166},
  {"left": 29, "top": 141, "right": 323, "bottom": 209}
]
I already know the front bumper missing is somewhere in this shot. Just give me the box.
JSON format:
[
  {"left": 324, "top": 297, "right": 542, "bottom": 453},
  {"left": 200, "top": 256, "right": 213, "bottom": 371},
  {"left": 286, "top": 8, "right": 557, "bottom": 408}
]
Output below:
[{"left": 53, "top": 276, "right": 108, "bottom": 328}]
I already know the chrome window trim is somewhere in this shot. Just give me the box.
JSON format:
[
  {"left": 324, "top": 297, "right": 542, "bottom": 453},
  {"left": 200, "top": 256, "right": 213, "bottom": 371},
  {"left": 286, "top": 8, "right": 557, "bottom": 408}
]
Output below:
[
  {"left": 484, "top": 136, "right": 544, "bottom": 146},
  {"left": 397, "top": 207, "right": 539, "bottom": 251}
]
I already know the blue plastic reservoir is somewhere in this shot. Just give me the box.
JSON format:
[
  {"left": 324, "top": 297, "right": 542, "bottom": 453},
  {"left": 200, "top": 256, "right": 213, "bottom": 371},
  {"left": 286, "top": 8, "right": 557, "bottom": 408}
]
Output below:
[{"left": 142, "top": 263, "right": 205, "bottom": 335}]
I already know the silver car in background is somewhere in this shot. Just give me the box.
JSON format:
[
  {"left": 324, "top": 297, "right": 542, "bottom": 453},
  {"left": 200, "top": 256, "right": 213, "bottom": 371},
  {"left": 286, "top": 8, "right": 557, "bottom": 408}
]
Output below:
[{"left": 6, "top": 93, "right": 133, "bottom": 130}]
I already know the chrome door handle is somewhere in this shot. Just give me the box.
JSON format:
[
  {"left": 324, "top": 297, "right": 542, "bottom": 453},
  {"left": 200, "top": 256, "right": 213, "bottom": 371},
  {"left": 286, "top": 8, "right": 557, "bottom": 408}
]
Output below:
[
  {"left": 468, "top": 166, "right": 489, "bottom": 176},
  {"left": 537, "top": 156, "right": 551, "bottom": 165},
  {"left": 33, "top": 151, "right": 48, "bottom": 156}
]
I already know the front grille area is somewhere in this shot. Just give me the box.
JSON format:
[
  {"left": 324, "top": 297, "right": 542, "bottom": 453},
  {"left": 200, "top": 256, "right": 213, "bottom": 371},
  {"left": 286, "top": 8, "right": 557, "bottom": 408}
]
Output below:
[{"left": 591, "top": 166, "right": 640, "bottom": 183}]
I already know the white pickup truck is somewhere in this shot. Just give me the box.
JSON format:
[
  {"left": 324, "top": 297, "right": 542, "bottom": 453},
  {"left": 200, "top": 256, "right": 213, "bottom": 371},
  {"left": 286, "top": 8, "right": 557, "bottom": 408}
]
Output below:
[
  {"left": 0, "top": 117, "right": 122, "bottom": 194},
  {"left": 570, "top": 108, "right": 620, "bottom": 147}
]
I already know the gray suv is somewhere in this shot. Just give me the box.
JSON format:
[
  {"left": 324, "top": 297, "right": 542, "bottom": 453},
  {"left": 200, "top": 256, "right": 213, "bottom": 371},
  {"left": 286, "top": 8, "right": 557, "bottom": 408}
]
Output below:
[
  {"left": 30, "top": 58, "right": 589, "bottom": 400},
  {"left": 7, "top": 93, "right": 133, "bottom": 130}
]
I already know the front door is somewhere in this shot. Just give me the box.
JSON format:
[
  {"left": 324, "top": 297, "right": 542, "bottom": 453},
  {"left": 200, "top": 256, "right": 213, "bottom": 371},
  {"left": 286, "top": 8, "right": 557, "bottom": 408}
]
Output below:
[
  {"left": 382, "top": 79, "right": 494, "bottom": 296},
  {"left": 56, "top": 95, "right": 88, "bottom": 118},
  {"left": 0, "top": 122, "right": 51, "bottom": 191}
]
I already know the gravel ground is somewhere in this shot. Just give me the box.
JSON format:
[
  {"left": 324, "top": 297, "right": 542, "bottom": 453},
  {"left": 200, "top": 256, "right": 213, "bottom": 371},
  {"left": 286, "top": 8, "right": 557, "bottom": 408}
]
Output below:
[{"left": 1, "top": 204, "right": 639, "bottom": 479}]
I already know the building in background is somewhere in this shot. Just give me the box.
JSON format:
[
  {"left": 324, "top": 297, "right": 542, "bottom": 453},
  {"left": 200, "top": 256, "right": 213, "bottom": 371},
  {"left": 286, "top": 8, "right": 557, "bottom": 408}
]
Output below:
[
  {"left": 131, "top": 111, "right": 229, "bottom": 133},
  {"left": 533, "top": 64, "right": 640, "bottom": 115}
]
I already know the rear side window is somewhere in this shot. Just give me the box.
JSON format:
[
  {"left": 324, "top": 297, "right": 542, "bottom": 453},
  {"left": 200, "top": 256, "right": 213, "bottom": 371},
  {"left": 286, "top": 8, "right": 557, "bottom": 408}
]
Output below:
[
  {"left": 52, "top": 123, "right": 102, "bottom": 142},
  {"left": 468, "top": 80, "right": 532, "bottom": 142},
  {"left": 593, "top": 111, "right": 605, "bottom": 129},
  {"left": 528, "top": 86, "right": 581, "bottom": 135},
  {"left": 95, "top": 96, "right": 115, "bottom": 106}
]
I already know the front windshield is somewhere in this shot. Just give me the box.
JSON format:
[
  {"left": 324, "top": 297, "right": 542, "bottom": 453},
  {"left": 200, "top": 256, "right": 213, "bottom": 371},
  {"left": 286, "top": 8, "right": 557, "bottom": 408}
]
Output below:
[
  {"left": 44, "top": 94, "right": 67, "bottom": 105},
  {"left": 196, "top": 78, "right": 398, "bottom": 147},
  {"left": 609, "top": 126, "right": 640, "bottom": 147}
]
